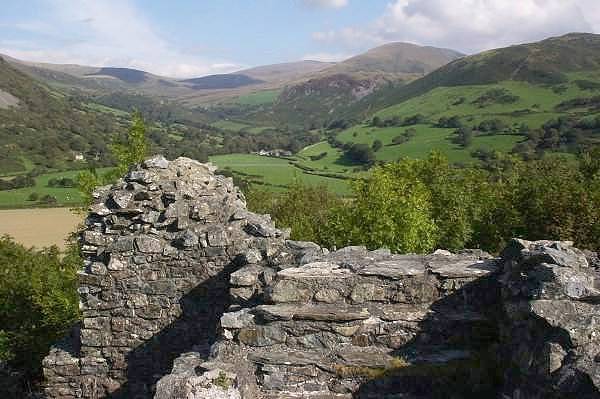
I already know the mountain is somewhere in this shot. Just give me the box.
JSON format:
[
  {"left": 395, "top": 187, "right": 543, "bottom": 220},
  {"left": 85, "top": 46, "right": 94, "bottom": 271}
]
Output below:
[
  {"left": 271, "top": 42, "right": 463, "bottom": 126},
  {"left": 0, "top": 56, "right": 128, "bottom": 173},
  {"left": 3, "top": 56, "right": 192, "bottom": 97},
  {"left": 86, "top": 67, "right": 150, "bottom": 84},
  {"left": 382, "top": 32, "right": 600, "bottom": 106},
  {"left": 324, "top": 42, "right": 463, "bottom": 77}
]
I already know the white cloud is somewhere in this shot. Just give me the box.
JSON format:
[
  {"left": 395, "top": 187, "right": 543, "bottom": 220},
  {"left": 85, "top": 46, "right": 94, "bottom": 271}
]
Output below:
[
  {"left": 0, "top": 0, "right": 243, "bottom": 78},
  {"left": 301, "top": 0, "right": 348, "bottom": 9},
  {"left": 313, "top": 0, "right": 600, "bottom": 54},
  {"left": 302, "top": 52, "right": 352, "bottom": 62}
]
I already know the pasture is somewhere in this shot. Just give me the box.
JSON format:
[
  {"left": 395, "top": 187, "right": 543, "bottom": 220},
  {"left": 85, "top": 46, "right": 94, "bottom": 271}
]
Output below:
[
  {"left": 0, "top": 168, "right": 112, "bottom": 208},
  {"left": 209, "top": 153, "right": 351, "bottom": 194}
]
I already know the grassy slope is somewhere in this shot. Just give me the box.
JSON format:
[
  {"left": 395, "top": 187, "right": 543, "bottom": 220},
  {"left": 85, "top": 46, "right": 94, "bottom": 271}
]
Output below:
[{"left": 332, "top": 71, "right": 600, "bottom": 164}]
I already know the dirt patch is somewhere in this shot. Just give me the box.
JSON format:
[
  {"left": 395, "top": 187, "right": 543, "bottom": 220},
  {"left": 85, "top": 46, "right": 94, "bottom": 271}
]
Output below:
[
  {"left": 0, "top": 208, "right": 83, "bottom": 249},
  {"left": 0, "top": 89, "right": 19, "bottom": 109}
]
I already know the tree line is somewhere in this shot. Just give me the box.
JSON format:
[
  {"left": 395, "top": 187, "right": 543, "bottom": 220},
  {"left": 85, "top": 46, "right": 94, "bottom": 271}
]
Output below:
[{"left": 248, "top": 150, "right": 600, "bottom": 254}]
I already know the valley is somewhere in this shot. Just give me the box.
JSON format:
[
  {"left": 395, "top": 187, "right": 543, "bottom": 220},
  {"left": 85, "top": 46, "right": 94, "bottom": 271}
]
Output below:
[{"left": 1, "top": 33, "right": 600, "bottom": 247}]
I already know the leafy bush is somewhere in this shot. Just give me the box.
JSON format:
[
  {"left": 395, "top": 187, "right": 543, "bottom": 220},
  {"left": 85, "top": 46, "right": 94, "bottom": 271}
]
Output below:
[
  {"left": 0, "top": 175, "right": 35, "bottom": 191},
  {"left": 0, "top": 236, "right": 80, "bottom": 380},
  {"left": 47, "top": 177, "right": 76, "bottom": 188},
  {"left": 309, "top": 152, "right": 328, "bottom": 161},
  {"left": 39, "top": 194, "right": 58, "bottom": 205},
  {"left": 472, "top": 88, "right": 519, "bottom": 107},
  {"left": 247, "top": 181, "right": 343, "bottom": 244},
  {"left": 344, "top": 144, "right": 375, "bottom": 165}
]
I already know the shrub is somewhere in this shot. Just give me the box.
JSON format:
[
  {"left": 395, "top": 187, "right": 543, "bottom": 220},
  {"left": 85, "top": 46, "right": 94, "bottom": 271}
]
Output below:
[{"left": 0, "top": 236, "right": 80, "bottom": 380}]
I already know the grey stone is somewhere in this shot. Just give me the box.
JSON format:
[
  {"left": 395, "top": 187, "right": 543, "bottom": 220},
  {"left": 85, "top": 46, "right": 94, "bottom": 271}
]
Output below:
[
  {"left": 43, "top": 156, "right": 600, "bottom": 399},
  {"left": 220, "top": 309, "right": 255, "bottom": 329},
  {"left": 135, "top": 235, "right": 163, "bottom": 253},
  {"left": 111, "top": 190, "right": 134, "bottom": 209},
  {"left": 143, "top": 155, "right": 170, "bottom": 169}
]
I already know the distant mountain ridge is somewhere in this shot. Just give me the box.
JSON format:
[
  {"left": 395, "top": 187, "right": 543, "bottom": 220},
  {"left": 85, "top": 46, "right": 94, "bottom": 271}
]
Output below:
[{"left": 87, "top": 67, "right": 149, "bottom": 84}]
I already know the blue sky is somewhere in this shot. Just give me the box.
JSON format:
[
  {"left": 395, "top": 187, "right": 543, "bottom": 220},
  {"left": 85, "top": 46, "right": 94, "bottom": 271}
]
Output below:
[{"left": 1, "top": 0, "right": 599, "bottom": 78}]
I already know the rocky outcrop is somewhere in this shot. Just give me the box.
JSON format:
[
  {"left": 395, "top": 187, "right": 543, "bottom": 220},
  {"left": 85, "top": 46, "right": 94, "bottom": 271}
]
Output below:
[{"left": 42, "top": 156, "right": 600, "bottom": 399}]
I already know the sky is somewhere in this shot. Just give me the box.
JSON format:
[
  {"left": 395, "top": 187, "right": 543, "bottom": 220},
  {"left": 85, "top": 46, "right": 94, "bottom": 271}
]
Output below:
[{"left": 1, "top": 0, "right": 600, "bottom": 78}]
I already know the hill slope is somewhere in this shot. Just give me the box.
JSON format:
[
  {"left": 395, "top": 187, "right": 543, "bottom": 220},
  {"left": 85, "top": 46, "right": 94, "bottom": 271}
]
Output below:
[
  {"left": 0, "top": 56, "right": 126, "bottom": 172},
  {"left": 180, "top": 74, "right": 264, "bottom": 89},
  {"left": 326, "top": 42, "right": 463, "bottom": 77},
  {"left": 326, "top": 33, "right": 600, "bottom": 167},
  {"left": 238, "top": 60, "right": 334, "bottom": 84},
  {"left": 382, "top": 33, "right": 600, "bottom": 106},
  {"left": 271, "top": 43, "right": 463, "bottom": 126}
]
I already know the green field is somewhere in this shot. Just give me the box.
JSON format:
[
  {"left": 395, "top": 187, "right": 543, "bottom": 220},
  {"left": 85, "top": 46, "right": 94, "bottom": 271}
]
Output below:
[
  {"left": 296, "top": 141, "right": 354, "bottom": 173},
  {"left": 211, "top": 119, "right": 274, "bottom": 134},
  {"left": 209, "top": 153, "right": 351, "bottom": 194},
  {"left": 236, "top": 89, "right": 281, "bottom": 106},
  {"left": 0, "top": 168, "right": 112, "bottom": 208}
]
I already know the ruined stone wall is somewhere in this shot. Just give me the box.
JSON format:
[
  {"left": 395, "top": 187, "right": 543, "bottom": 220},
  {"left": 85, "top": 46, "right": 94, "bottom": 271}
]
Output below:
[
  {"left": 43, "top": 157, "right": 290, "bottom": 398},
  {"left": 43, "top": 156, "right": 600, "bottom": 399}
]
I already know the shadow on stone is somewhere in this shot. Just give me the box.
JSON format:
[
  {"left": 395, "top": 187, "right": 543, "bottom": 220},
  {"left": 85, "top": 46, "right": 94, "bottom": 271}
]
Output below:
[
  {"left": 107, "top": 265, "right": 236, "bottom": 399},
  {"left": 351, "top": 272, "right": 504, "bottom": 398}
]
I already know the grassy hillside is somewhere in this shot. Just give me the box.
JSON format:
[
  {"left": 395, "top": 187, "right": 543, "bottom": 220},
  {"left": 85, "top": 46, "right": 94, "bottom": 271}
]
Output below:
[
  {"left": 378, "top": 33, "right": 600, "bottom": 108},
  {"left": 326, "top": 42, "right": 463, "bottom": 77},
  {"left": 180, "top": 74, "right": 264, "bottom": 90},
  {"left": 0, "top": 57, "right": 129, "bottom": 173},
  {"left": 322, "top": 33, "right": 600, "bottom": 164}
]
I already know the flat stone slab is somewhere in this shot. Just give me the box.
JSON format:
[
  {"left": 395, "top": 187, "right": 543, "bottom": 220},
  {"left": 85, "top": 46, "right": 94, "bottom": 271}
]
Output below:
[
  {"left": 334, "top": 349, "right": 397, "bottom": 368},
  {"left": 277, "top": 262, "right": 354, "bottom": 279},
  {"left": 428, "top": 259, "right": 498, "bottom": 279},
  {"left": 374, "top": 304, "right": 431, "bottom": 322},
  {"left": 358, "top": 257, "right": 427, "bottom": 279},
  {"left": 254, "top": 304, "right": 370, "bottom": 322}
]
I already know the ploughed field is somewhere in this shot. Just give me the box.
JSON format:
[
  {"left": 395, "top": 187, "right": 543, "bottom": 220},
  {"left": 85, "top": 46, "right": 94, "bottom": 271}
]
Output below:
[{"left": 0, "top": 207, "right": 82, "bottom": 249}]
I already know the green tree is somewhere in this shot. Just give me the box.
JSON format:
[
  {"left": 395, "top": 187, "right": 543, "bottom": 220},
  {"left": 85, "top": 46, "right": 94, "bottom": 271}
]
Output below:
[
  {"left": 247, "top": 180, "right": 342, "bottom": 244},
  {"left": 327, "top": 161, "right": 437, "bottom": 253},
  {"left": 372, "top": 139, "right": 383, "bottom": 152},
  {"left": 77, "top": 111, "right": 149, "bottom": 206},
  {"left": 110, "top": 111, "right": 149, "bottom": 178}
]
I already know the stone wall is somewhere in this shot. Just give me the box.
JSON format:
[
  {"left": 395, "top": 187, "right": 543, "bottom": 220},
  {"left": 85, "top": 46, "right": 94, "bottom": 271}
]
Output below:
[
  {"left": 43, "top": 156, "right": 600, "bottom": 399},
  {"left": 43, "top": 157, "right": 289, "bottom": 398}
]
